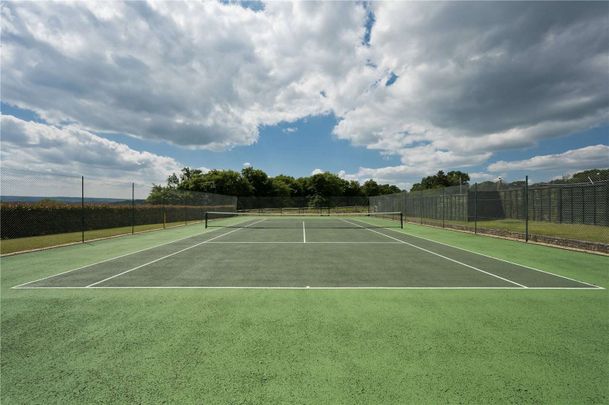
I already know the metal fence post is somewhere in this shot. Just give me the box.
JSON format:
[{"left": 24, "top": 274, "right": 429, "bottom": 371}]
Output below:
[
  {"left": 442, "top": 187, "right": 445, "bottom": 228},
  {"left": 558, "top": 187, "right": 562, "bottom": 223},
  {"left": 548, "top": 188, "right": 552, "bottom": 222},
  {"left": 525, "top": 176, "right": 529, "bottom": 242},
  {"left": 570, "top": 188, "right": 574, "bottom": 223},
  {"left": 131, "top": 182, "right": 135, "bottom": 234},
  {"left": 581, "top": 186, "right": 585, "bottom": 224},
  {"left": 474, "top": 183, "right": 478, "bottom": 234},
  {"left": 81, "top": 176, "right": 85, "bottom": 243},
  {"left": 592, "top": 185, "right": 596, "bottom": 225}
]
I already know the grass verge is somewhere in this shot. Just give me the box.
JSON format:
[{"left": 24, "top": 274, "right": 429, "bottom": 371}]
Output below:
[{"left": 0, "top": 220, "right": 203, "bottom": 255}]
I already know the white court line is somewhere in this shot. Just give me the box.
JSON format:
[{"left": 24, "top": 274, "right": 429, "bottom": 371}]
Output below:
[
  {"left": 302, "top": 221, "right": 306, "bottom": 243},
  {"left": 341, "top": 219, "right": 528, "bottom": 288},
  {"left": 85, "top": 218, "right": 268, "bottom": 288},
  {"left": 204, "top": 241, "right": 401, "bottom": 244},
  {"left": 13, "top": 286, "right": 602, "bottom": 290},
  {"left": 11, "top": 223, "right": 247, "bottom": 289},
  {"left": 382, "top": 224, "right": 604, "bottom": 289}
]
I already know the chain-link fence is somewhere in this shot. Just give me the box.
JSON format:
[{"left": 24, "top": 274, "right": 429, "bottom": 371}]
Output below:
[
  {"left": 3, "top": 169, "right": 607, "bottom": 254},
  {"left": 0, "top": 169, "right": 237, "bottom": 254},
  {"left": 237, "top": 195, "right": 369, "bottom": 212},
  {"left": 371, "top": 177, "right": 609, "bottom": 253}
]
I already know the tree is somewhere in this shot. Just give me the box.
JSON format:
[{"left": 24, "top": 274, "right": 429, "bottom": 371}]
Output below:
[
  {"left": 446, "top": 171, "right": 470, "bottom": 187},
  {"left": 306, "top": 172, "right": 346, "bottom": 197},
  {"left": 241, "top": 167, "right": 273, "bottom": 196},
  {"left": 344, "top": 180, "right": 363, "bottom": 197},
  {"left": 147, "top": 167, "right": 404, "bottom": 204},
  {"left": 411, "top": 170, "right": 470, "bottom": 191},
  {"left": 203, "top": 169, "right": 253, "bottom": 196},
  {"left": 547, "top": 169, "right": 609, "bottom": 184},
  {"left": 361, "top": 179, "right": 381, "bottom": 196},
  {"left": 271, "top": 178, "right": 291, "bottom": 197},
  {"left": 272, "top": 175, "right": 300, "bottom": 196},
  {"left": 147, "top": 184, "right": 186, "bottom": 205},
  {"left": 378, "top": 184, "right": 401, "bottom": 194}
]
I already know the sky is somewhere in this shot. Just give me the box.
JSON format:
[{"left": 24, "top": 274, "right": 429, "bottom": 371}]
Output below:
[{"left": 1, "top": 1, "right": 608, "bottom": 198}]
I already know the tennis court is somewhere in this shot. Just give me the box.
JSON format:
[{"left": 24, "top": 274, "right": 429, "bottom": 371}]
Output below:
[{"left": 14, "top": 213, "right": 601, "bottom": 290}]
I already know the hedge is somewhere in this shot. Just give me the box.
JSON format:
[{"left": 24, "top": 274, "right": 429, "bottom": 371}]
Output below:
[{"left": 0, "top": 202, "right": 230, "bottom": 239}]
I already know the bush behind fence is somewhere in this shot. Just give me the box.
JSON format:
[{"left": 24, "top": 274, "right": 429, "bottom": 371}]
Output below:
[{"left": 0, "top": 203, "right": 236, "bottom": 239}]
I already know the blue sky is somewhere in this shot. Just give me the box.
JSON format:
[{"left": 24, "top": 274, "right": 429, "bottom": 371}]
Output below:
[
  {"left": 1, "top": 1, "right": 607, "bottom": 196},
  {"left": 99, "top": 114, "right": 402, "bottom": 178}
]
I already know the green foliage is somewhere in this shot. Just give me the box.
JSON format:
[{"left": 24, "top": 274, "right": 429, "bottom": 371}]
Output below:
[
  {"left": 0, "top": 202, "right": 205, "bottom": 239},
  {"left": 241, "top": 167, "right": 273, "bottom": 196},
  {"left": 411, "top": 170, "right": 470, "bottom": 191},
  {"left": 306, "top": 172, "right": 345, "bottom": 197},
  {"left": 548, "top": 168, "right": 609, "bottom": 184},
  {"left": 150, "top": 167, "right": 402, "bottom": 200}
]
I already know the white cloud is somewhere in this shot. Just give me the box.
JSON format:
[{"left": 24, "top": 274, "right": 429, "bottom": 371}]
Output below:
[
  {"left": 311, "top": 168, "right": 324, "bottom": 175},
  {"left": 1, "top": 1, "right": 367, "bottom": 149},
  {"left": 488, "top": 145, "right": 609, "bottom": 172},
  {"left": 1, "top": 1, "right": 607, "bottom": 184},
  {"left": 0, "top": 115, "right": 181, "bottom": 197},
  {"left": 332, "top": 2, "right": 608, "bottom": 179},
  {"left": 282, "top": 127, "right": 297, "bottom": 133},
  {"left": 469, "top": 172, "right": 500, "bottom": 182},
  {"left": 242, "top": 162, "right": 252, "bottom": 168}
]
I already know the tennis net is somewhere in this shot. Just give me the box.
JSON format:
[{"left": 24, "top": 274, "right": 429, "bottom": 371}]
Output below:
[{"left": 205, "top": 211, "right": 403, "bottom": 229}]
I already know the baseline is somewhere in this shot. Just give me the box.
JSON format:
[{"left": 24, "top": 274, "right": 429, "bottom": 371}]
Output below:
[{"left": 13, "top": 286, "right": 601, "bottom": 290}]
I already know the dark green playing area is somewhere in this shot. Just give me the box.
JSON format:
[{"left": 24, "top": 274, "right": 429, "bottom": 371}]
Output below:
[{"left": 15, "top": 215, "right": 599, "bottom": 290}]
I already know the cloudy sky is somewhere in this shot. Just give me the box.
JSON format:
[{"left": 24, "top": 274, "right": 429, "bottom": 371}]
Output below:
[{"left": 1, "top": 1, "right": 608, "bottom": 196}]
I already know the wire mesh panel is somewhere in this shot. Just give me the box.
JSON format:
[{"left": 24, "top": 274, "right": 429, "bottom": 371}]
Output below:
[
  {"left": 82, "top": 177, "right": 133, "bottom": 241},
  {"left": 473, "top": 182, "right": 526, "bottom": 239},
  {"left": 0, "top": 169, "right": 84, "bottom": 253},
  {"left": 237, "top": 196, "right": 369, "bottom": 212},
  {"left": 370, "top": 192, "right": 404, "bottom": 215},
  {"left": 526, "top": 181, "right": 609, "bottom": 247},
  {"left": 0, "top": 171, "right": 238, "bottom": 254},
  {"left": 369, "top": 178, "right": 608, "bottom": 252}
]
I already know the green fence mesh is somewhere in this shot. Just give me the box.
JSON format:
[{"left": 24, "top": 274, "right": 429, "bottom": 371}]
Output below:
[
  {"left": 0, "top": 169, "right": 236, "bottom": 254},
  {"left": 371, "top": 179, "right": 609, "bottom": 253}
]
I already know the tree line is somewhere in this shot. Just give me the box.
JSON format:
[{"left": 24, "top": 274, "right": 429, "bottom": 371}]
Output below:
[
  {"left": 147, "top": 167, "right": 607, "bottom": 204},
  {"left": 147, "top": 167, "right": 402, "bottom": 203},
  {"left": 411, "top": 168, "right": 608, "bottom": 192}
]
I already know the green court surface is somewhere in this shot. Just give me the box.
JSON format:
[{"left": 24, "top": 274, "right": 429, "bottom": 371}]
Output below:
[
  {"left": 2, "top": 216, "right": 608, "bottom": 403},
  {"left": 13, "top": 215, "right": 600, "bottom": 290}
]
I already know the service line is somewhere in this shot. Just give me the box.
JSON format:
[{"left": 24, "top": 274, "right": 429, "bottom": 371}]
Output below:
[{"left": 85, "top": 218, "right": 268, "bottom": 288}]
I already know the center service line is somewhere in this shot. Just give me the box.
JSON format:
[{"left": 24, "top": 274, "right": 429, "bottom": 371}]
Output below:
[
  {"left": 86, "top": 218, "right": 268, "bottom": 288},
  {"left": 303, "top": 221, "right": 306, "bottom": 243}
]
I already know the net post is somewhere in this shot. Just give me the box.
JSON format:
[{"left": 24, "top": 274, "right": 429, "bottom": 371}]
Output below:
[
  {"left": 400, "top": 212, "right": 403, "bottom": 229},
  {"left": 204, "top": 211, "right": 208, "bottom": 229}
]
